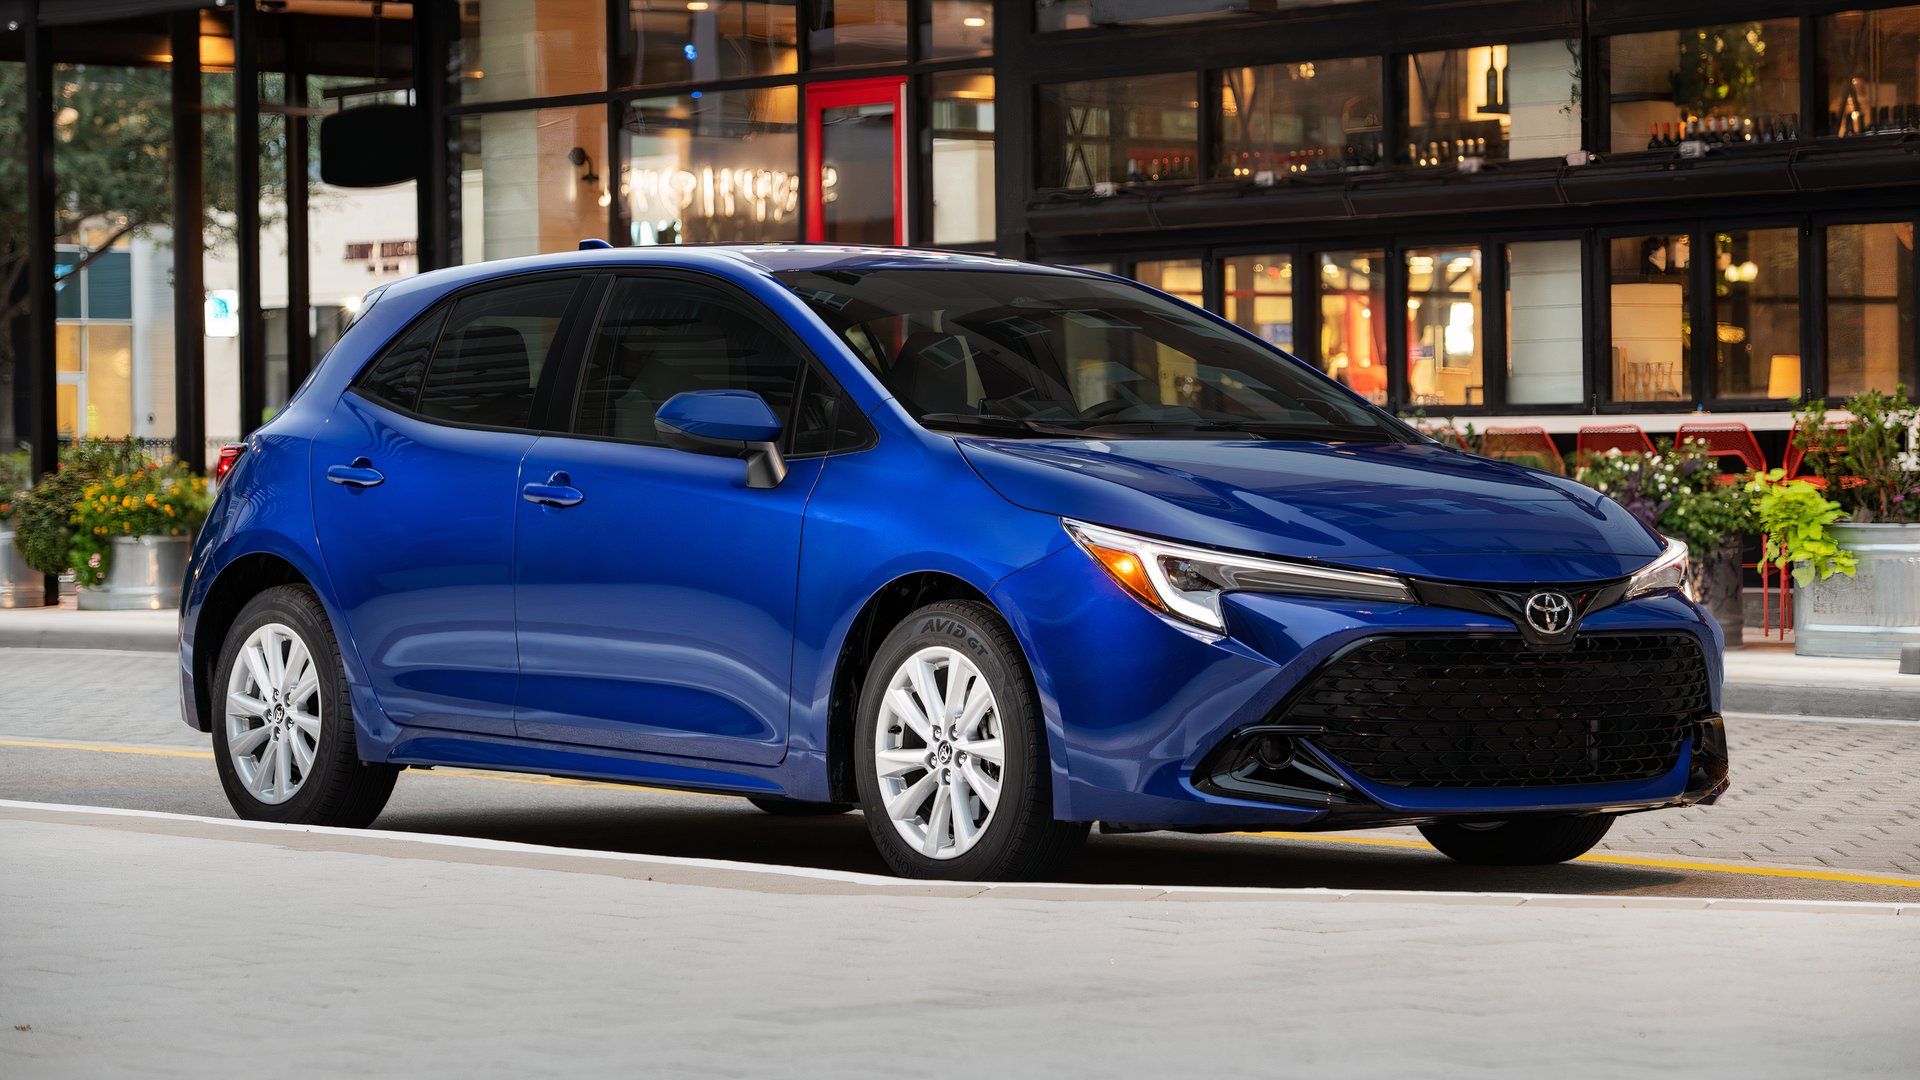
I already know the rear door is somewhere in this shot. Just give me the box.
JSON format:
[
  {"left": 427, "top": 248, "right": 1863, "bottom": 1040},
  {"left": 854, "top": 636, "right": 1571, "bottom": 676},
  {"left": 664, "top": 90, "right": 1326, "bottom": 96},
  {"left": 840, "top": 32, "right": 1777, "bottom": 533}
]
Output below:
[
  {"left": 311, "top": 274, "right": 586, "bottom": 736},
  {"left": 510, "top": 272, "right": 860, "bottom": 764}
]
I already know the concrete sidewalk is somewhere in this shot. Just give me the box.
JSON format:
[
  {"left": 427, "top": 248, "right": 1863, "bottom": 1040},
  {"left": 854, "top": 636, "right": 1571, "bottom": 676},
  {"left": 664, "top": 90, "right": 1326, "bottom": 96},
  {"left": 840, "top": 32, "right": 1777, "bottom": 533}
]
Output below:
[
  {"left": 2, "top": 802, "right": 1916, "bottom": 1079},
  {"left": 6, "top": 605, "right": 1913, "bottom": 720}
]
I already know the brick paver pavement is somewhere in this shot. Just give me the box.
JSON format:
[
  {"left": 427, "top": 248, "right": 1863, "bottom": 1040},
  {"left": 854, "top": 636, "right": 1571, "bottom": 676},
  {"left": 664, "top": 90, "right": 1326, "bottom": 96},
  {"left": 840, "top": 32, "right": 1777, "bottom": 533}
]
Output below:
[{"left": 3, "top": 647, "right": 1916, "bottom": 874}]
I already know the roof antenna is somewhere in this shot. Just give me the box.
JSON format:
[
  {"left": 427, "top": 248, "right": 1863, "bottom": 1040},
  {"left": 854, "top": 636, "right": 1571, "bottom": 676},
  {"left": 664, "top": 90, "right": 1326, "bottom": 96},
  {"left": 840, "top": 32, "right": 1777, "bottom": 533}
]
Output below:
[{"left": 579, "top": 238, "right": 612, "bottom": 250}]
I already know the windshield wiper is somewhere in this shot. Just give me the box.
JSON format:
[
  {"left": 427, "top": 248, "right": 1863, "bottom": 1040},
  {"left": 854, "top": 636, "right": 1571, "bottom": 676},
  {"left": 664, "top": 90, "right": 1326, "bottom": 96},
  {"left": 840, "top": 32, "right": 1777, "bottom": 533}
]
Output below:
[
  {"left": 915, "top": 413, "right": 1094, "bottom": 438},
  {"left": 1074, "top": 420, "right": 1399, "bottom": 442}
]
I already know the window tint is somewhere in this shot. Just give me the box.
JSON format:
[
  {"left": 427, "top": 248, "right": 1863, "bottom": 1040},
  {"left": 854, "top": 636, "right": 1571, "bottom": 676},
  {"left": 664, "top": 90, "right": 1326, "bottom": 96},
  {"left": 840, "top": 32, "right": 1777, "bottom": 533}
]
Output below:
[
  {"left": 416, "top": 278, "right": 576, "bottom": 428},
  {"left": 573, "top": 277, "right": 809, "bottom": 446},
  {"left": 355, "top": 308, "right": 444, "bottom": 411}
]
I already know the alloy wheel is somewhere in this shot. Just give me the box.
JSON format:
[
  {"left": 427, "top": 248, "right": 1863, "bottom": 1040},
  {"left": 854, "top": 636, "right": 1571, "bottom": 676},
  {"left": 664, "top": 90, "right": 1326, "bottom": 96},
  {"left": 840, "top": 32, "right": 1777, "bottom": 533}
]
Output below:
[
  {"left": 872, "top": 645, "right": 1003, "bottom": 860},
  {"left": 223, "top": 622, "right": 322, "bottom": 805}
]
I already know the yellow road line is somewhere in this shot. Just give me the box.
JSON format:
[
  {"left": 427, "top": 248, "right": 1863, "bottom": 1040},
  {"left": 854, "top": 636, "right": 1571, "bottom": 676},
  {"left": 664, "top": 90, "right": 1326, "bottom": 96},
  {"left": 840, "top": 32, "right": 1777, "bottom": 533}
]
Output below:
[{"left": 6, "top": 737, "right": 1916, "bottom": 890}]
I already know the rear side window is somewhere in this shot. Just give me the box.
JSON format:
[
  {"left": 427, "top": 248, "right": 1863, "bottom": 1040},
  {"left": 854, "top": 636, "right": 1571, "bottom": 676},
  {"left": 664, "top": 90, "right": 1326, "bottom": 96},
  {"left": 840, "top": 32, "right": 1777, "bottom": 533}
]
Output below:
[
  {"left": 355, "top": 308, "right": 443, "bottom": 411},
  {"left": 573, "top": 277, "right": 808, "bottom": 446},
  {"left": 415, "top": 278, "right": 578, "bottom": 429}
]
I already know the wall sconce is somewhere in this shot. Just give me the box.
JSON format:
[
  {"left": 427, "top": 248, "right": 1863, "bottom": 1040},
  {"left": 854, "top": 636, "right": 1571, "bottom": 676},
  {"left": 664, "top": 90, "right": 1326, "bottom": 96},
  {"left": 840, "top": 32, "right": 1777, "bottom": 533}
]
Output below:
[{"left": 567, "top": 146, "right": 599, "bottom": 187}]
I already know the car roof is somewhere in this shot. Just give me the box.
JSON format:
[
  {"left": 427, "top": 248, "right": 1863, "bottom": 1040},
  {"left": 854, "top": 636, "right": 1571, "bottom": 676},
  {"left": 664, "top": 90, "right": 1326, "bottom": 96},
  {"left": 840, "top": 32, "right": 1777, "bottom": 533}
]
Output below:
[{"left": 379, "top": 244, "right": 1086, "bottom": 306}]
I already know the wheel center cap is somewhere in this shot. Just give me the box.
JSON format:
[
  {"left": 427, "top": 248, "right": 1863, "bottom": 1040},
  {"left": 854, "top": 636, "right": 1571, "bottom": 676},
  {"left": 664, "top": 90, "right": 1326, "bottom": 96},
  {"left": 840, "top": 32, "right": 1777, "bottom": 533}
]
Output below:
[{"left": 936, "top": 742, "right": 954, "bottom": 765}]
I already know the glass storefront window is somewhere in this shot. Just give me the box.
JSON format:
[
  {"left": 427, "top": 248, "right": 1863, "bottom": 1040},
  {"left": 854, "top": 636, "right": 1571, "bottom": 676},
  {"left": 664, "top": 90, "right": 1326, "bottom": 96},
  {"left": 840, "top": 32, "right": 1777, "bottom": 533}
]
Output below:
[
  {"left": 620, "top": 1, "right": 798, "bottom": 89},
  {"left": 1609, "top": 234, "right": 1692, "bottom": 403},
  {"left": 1608, "top": 21, "right": 1800, "bottom": 151},
  {"left": 454, "top": 105, "right": 610, "bottom": 263},
  {"left": 1824, "top": 6, "right": 1920, "bottom": 138},
  {"left": 1712, "top": 229, "right": 1800, "bottom": 400},
  {"left": 619, "top": 88, "right": 800, "bottom": 245},
  {"left": 1132, "top": 259, "right": 1204, "bottom": 306},
  {"left": 1037, "top": 0, "right": 1366, "bottom": 33},
  {"left": 1318, "top": 250, "right": 1386, "bottom": 404},
  {"left": 931, "top": 72, "right": 996, "bottom": 245},
  {"left": 1505, "top": 240, "right": 1585, "bottom": 405},
  {"left": 456, "top": 0, "right": 606, "bottom": 104},
  {"left": 809, "top": 0, "right": 908, "bottom": 69},
  {"left": 1037, "top": 74, "right": 1199, "bottom": 189},
  {"left": 1405, "top": 247, "right": 1484, "bottom": 407},
  {"left": 1126, "top": 259, "right": 1206, "bottom": 405},
  {"left": 1222, "top": 254, "right": 1293, "bottom": 352},
  {"left": 926, "top": 1, "right": 993, "bottom": 59},
  {"left": 1220, "top": 58, "right": 1383, "bottom": 177},
  {"left": 1826, "top": 222, "right": 1917, "bottom": 397},
  {"left": 1405, "top": 41, "right": 1580, "bottom": 165}
]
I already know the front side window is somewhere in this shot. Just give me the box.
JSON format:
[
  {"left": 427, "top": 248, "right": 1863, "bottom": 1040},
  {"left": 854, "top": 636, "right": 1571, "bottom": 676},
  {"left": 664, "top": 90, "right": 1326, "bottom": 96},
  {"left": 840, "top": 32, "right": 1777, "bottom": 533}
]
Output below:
[
  {"left": 779, "top": 268, "right": 1404, "bottom": 443},
  {"left": 573, "top": 276, "right": 811, "bottom": 447},
  {"left": 415, "top": 278, "right": 577, "bottom": 428}
]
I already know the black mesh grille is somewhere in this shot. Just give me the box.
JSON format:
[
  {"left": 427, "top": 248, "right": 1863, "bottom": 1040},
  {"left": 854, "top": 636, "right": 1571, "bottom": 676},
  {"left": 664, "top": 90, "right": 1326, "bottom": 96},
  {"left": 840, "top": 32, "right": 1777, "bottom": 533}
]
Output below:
[{"left": 1289, "top": 634, "right": 1710, "bottom": 788}]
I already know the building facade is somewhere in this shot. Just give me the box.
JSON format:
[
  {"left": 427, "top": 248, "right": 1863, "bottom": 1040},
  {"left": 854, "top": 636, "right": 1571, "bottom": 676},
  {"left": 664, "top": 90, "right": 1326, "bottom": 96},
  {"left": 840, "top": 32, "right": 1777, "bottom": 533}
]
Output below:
[{"left": 4, "top": 0, "right": 1917, "bottom": 474}]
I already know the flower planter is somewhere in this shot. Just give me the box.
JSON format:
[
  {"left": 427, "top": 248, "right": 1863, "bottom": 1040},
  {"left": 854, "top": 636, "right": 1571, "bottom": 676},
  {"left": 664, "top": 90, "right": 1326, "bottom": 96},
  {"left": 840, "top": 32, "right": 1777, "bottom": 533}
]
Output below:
[
  {"left": 1792, "top": 522, "right": 1920, "bottom": 659},
  {"left": 75, "top": 534, "right": 192, "bottom": 611},
  {"left": 0, "top": 526, "right": 47, "bottom": 608},
  {"left": 1690, "top": 539, "right": 1744, "bottom": 648}
]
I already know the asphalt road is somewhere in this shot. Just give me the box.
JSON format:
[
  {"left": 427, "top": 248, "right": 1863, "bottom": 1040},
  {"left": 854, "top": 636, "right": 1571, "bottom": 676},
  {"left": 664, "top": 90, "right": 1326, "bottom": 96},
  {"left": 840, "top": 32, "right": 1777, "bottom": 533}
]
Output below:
[{"left": 4, "top": 647, "right": 1918, "bottom": 903}]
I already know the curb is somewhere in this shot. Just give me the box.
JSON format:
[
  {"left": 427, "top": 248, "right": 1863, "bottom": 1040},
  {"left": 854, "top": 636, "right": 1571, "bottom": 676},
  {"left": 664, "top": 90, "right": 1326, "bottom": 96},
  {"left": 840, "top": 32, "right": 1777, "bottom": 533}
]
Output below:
[
  {"left": 0, "top": 622, "right": 176, "bottom": 653},
  {"left": 1722, "top": 681, "right": 1918, "bottom": 722}
]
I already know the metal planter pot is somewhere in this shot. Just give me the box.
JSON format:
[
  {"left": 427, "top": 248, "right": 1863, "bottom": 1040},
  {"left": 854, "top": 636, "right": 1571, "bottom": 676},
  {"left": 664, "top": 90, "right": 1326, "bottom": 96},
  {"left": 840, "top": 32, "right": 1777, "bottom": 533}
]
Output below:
[
  {"left": 0, "top": 526, "right": 47, "bottom": 609},
  {"left": 76, "top": 534, "right": 192, "bottom": 611},
  {"left": 1793, "top": 522, "right": 1920, "bottom": 659}
]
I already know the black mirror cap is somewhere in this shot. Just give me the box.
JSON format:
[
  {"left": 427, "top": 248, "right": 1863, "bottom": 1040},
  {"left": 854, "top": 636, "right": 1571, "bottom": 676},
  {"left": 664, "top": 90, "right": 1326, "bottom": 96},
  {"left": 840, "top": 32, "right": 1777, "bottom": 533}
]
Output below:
[
  {"left": 320, "top": 105, "right": 422, "bottom": 187},
  {"left": 655, "top": 419, "right": 788, "bottom": 490}
]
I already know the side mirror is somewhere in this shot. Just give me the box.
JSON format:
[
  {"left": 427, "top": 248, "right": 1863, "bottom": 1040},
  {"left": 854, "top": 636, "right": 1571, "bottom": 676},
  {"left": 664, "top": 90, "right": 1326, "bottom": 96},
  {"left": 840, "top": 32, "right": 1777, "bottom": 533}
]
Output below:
[{"left": 654, "top": 390, "right": 787, "bottom": 489}]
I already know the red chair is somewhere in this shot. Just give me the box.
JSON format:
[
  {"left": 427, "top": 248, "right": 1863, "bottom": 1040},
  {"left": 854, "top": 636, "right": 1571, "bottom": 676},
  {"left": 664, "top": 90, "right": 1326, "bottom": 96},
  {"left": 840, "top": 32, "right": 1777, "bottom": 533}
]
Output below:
[
  {"left": 1575, "top": 423, "right": 1656, "bottom": 458},
  {"left": 1675, "top": 421, "right": 1765, "bottom": 485},
  {"left": 1479, "top": 426, "right": 1565, "bottom": 475}
]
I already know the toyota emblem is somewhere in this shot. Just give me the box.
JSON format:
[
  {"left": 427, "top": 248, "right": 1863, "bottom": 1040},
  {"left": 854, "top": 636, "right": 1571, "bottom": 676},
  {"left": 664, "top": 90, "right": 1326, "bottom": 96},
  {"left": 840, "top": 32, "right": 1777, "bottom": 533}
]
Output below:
[{"left": 1524, "top": 591, "right": 1576, "bottom": 635}]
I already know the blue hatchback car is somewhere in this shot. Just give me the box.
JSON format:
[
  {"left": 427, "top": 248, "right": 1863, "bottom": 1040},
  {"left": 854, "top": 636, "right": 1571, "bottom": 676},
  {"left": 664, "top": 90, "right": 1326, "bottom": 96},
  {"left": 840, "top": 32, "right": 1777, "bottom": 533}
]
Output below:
[{"left": 181, "top": 245, "right": 1728, "bottom": 880}]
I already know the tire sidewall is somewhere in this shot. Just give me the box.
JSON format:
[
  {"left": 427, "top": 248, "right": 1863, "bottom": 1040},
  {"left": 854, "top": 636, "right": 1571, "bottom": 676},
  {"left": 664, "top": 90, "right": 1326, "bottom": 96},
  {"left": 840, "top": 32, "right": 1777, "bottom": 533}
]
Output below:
[
  {"left": 855, "top": 602, "right": 1044, "bottom": 879},
  {"left": 211, "top": 587, "right": 354, "bottom": 823}
]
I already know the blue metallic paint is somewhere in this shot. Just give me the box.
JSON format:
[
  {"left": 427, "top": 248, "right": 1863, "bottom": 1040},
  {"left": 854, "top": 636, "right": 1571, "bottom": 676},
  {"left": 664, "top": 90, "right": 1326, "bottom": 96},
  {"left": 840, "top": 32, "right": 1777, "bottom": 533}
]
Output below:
[{"left": 180, "top": 245, "right": 1722, "bottom": 834}]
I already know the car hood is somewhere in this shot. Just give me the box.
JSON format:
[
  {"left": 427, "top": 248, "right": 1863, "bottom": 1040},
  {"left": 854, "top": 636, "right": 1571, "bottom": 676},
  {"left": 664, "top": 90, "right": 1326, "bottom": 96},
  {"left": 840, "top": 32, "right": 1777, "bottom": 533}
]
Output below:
[{"left": 957, "top": 438, "right": 1662, "bottom": 584}]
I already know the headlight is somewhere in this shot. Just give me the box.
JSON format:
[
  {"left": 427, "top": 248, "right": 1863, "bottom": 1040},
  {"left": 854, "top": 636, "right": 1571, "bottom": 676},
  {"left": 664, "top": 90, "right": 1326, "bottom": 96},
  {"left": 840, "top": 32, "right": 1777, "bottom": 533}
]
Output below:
[
  {"left": 1625, "top": 535, "right": 1691, "bottom": 600},
  {"left": 1063, "top": 519, "right": 1415, "bottom": 632}
]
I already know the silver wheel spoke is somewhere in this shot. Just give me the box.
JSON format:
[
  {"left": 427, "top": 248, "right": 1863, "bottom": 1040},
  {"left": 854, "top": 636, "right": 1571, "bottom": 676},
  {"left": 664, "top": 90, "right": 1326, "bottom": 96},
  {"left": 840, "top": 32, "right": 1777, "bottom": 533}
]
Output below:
[
  {"left": 962, "top": 759, "right": 999, "bottom": 813},
  {"left": 950, "top": 770, "right": 978, "bottom": 853},
  {"left": 273, "top": 733, "right": 292, "bottom": 794},
  {"left": 886, "top": 772, "right": 938, "bottom": 822},
  {"left": 942, "top": 652, "right": 970, "bottom": 724},
  {"left": 227, "top": 691, "right": 269, "bottom": 719},
  {"left": 289, "top": 731, "right": 316, "bottom": 776},
  {"left": 229, "top": 724, "right": 271, "bottom": 757},
  {"left": 875, "top": 747, "right": 927, "bottom": 778},
  {"left": 282, "top": 638, "right": 313, "bottom": 699},
  {"left": 251, "top": 740, "right": 280, "bottom": 799},
  {"left": 290, "top": 710, "right": 321, "bottom": 739},
  {"left": 884, "top": 688, "right": 936, "bottom": 744},
  {"left": 908, "top": 658, "right": 945, "bottom": 732},
  {"left": 241, "top": 644, "right": 274, "bottom": 700},
  {"left": 958, "top": 737, "right": 1003, "bottom": 766},
  {"left": 923, "top": 783, "right": 952, "bottom": 857},
  {"left": 957, "top": 679, "right": 993, "bottom": 738}
]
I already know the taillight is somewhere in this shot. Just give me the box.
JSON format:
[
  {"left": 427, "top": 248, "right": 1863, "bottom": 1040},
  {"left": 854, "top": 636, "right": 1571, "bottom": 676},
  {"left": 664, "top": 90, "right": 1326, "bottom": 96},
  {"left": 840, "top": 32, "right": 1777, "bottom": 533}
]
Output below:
[{"left": 214, "top": 443, "right": 246, "bottom": 484}]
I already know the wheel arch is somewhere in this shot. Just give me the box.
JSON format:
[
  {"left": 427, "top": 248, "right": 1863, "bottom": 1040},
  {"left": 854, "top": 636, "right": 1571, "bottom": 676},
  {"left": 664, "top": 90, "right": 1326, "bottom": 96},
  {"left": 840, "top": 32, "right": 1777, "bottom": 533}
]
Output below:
[
  {"left": 188, "top": 552, "right": 315, "bottom": 732},
  {"left": 823, "top": 571, "right": 1018, "bottom": 804}
]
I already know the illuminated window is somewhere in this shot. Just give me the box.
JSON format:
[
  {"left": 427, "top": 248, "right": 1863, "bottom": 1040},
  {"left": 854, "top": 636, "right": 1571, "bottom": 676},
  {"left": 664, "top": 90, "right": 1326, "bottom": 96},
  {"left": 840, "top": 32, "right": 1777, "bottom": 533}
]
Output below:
[
  {"left": 1220, "top": 58, "right": 1383, "bottom": 177},
  {"left": 1712, "top": 229, "right": 1799, "bottom": 400},
  {"left": 620, "top": 1, "right": 798, "bottom": 89},
  {"left": 1405, "top": 247, "right": 1484, "bottom": 407},
  {"left": 619, "top": 89, "right": 801, "bottom": 245},
  {"left": 1318, "top": 250, "right": 1386, "bottom": 405},
  {"left": 1608, "top": 21, "right": 1800, "bottom": 150},
  {"left": 1222, "top": 254, "right": 1294, "bottom": 352},
  {"left": 1609, "top": 234, "right": 1692, "bottom": 403},
  {"left": 455, "top": 0, "right": 606, "bottom": 104},
  {"left": 1405, "top": 42, "right": 1580, "bottom": 165},
  {"left": 1827, "top": 221, "right": 1917, "bottom": 397}
]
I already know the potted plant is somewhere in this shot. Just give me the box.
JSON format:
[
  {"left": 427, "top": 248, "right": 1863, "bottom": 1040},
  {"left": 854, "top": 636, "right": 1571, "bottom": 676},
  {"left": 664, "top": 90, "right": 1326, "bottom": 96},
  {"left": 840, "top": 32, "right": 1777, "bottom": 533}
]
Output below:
[
  {"left": 1574, "top": 440, "right": 1753, "bottom": 644},
  {"left": 0, "top": 445, "right": 41, "bottom": 608},
  {"left": 9, "top": 438, "right": 157, "bottom": 606},
  {"left": 1782, "top": 389, "right": 1920, "bottom": 658},
  {"left": 67, "top": 455, "right": 210, "bottom": 610}
]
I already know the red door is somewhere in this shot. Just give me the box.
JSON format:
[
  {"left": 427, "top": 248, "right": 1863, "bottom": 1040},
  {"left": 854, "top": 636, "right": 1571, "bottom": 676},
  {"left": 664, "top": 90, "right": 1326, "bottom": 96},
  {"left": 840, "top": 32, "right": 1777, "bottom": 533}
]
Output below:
[{"left": 806, "top": 77, "right": 908, "bottom": 245}]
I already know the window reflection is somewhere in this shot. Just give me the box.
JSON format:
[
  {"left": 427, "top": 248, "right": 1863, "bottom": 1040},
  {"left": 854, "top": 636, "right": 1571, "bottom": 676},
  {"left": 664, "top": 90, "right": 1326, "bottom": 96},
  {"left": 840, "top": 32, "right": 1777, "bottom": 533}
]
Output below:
[
  {"left": 1505, "top": 240, "right": 1585, "bottom": 405},
  {"left": 1222, "top": 254, "right": 1294, "bottom": 352},
  {"left": 1712, "top": 229, "right": 1799, "bottom": 400},
  {"left": 1609, "top": 234, "right": 1692, "bottom": 402},
  {"left": 925, "top": 0, "right": 992, "bottom": 59},
  {"left": 1405, "top": 42, "right": 1580, "bottom": 165},
  {"left": 1038, "top": 74, "right": 1198, "bottom": 189},
  {"left": 457, "top": 0, "right": 606, "bottom": 103},
  {"left": 1608, "top": 21, "right": 1800, "bottom": 150},
  {"left": 1824, "top": 6, "right": 1920, "bottom": 138},
  {"left": 1318, "top": 250, "right": 1386, "bottom": 404},
  {"left": 1220, "top": 58, "right": 1383, "bottom": 176},
  {"left": 1405, "top": 247, "right": 1483, "bottom": 407},
  {"left": 621, "top": 1, "right": 797, "bottom": 89},
  {"left": 808, "top": 0, "right": 908, "bottom": 69},
  {"left": 1827, "top": 222, "right": 1917, "bottom": 397},
  {"left": 620, "top": 89, "right": 800, "bottom": 245},
  {"left": 455, "top": 105, "right": 610, "bottom": 263},
  {"left": 931, "top": 71, "right": 995, "bottom": 245}
]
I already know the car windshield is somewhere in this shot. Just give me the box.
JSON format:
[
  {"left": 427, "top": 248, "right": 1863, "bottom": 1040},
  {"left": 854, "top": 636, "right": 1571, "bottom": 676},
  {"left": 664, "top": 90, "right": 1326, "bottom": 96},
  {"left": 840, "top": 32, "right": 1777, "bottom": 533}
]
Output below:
[{"left": 778, "top": 268, "right": 1410, "bottom": 442}]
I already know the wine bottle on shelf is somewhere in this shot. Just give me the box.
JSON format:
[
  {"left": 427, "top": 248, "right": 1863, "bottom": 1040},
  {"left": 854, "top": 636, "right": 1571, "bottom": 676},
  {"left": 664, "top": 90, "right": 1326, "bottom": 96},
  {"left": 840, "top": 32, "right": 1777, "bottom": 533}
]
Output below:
[
  {"left": 1485, "top": 64, "right": 1500, "bottom": 115},
  {"left": 1647, "top": 123, "right": 1662, "bottom": 150}
]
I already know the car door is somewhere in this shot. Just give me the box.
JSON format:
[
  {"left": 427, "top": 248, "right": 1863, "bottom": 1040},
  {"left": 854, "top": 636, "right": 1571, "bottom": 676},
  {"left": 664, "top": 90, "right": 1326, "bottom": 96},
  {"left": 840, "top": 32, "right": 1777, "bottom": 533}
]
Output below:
[
  {"left": 311, "top": 274, "right": 585, "bottom": 737},
  {"left": 511, "top": 272, "right": 860, "bottom": 765}
]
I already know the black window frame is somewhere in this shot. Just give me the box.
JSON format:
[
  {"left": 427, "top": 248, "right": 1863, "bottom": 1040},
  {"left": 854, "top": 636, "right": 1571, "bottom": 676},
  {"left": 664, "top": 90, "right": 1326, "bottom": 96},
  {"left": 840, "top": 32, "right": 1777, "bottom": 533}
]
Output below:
[
  {"left": 346, "top": 271, "right": 598, "bottom": 437},
  {"left": 545, "top": 267, "right": 876, "bottom": 460}
]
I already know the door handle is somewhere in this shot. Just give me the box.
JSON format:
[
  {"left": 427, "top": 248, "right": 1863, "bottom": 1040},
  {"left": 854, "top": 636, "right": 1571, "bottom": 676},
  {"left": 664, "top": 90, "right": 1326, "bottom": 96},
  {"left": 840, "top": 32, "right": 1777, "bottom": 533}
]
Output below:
[
  {"left": 522, "top": 471, "right": 584, "bottom": 508},
  {"left": 326, "top": 457, "right": 385, "bottom": 488}
]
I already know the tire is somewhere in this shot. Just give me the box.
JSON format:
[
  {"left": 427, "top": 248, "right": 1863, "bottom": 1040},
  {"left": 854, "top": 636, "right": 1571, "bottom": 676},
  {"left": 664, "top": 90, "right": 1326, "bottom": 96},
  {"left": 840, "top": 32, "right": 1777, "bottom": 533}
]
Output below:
[
  {"left": 854, "top": 600, "right": 1088, "bottom": 880},
  {"left": 1419, "top": 814, "right": 1616, "bottom": 866},
  {"left": 211, "top": 584, "right": 398, "bottom": 828},
  {"left": 747, "top": 796, "right": 854, "bottom": 817}
]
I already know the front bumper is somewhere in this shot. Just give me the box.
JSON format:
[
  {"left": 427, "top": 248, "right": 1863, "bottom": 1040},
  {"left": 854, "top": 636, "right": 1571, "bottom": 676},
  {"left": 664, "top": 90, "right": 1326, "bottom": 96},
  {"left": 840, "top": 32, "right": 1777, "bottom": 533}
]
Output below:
[{"left": 990, "top": 543, "right": 1727, "bottom": 830}]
